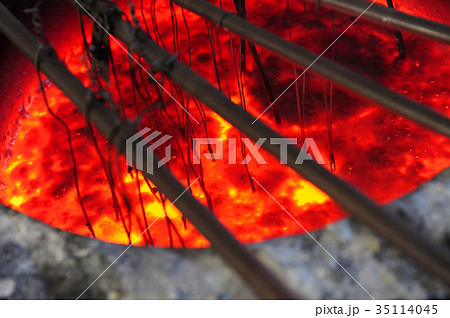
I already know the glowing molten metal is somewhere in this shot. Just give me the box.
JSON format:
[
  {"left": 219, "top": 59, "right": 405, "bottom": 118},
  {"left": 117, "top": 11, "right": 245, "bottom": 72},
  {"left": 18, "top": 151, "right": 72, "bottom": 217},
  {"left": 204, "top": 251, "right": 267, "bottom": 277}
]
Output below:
[{"left": 0, "top": 0, "right": 449, "bottom": 247}]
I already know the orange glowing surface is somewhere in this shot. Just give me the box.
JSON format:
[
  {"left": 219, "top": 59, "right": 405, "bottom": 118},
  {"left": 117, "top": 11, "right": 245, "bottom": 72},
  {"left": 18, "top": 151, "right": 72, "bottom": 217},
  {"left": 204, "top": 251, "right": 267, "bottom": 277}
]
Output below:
[{"left": 0, "top": 0, "right": 449, "bottom": 247}]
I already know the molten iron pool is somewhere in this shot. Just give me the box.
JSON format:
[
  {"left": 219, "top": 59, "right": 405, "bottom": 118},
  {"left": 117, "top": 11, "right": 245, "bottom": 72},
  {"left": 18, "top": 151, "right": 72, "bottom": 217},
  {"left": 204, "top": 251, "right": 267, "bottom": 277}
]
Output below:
[{"left": 0, "top": 0, "right": 449, "bottom": 247}]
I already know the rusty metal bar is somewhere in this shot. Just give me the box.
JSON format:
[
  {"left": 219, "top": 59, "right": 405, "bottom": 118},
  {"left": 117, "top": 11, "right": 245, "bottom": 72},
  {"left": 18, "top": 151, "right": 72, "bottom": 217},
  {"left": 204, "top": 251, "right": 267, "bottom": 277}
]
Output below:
[{"left": 310, "top": 0, "right": 450, "bottom": 44}]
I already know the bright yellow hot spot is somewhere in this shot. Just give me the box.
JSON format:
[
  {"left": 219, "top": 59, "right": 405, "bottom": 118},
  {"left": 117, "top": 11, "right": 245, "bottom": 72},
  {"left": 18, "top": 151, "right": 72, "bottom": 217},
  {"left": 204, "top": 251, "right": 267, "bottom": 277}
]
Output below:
[
  {"left": 213, "top": 113, "right": 232, "bottom": 140},
  {"left": 294, "top": 182, "right": 329, "bottom": 206},
  {"left": 10, "top": 196, "right": 25, "bottom": 207}
]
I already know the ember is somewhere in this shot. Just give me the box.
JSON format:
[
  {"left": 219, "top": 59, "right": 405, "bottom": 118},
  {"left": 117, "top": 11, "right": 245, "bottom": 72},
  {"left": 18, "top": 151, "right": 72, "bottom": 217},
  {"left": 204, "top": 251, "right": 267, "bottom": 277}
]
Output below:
[{"left": 0, "top": 0, "right": 449, "bottom": 248}]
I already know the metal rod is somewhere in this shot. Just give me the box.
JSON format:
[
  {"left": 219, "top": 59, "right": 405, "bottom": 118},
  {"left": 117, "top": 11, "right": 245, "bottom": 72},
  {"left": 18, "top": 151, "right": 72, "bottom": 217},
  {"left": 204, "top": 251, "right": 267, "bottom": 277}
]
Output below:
[
  {"left": 168, "top": 0, "right": 450, "bottom": 138},
  {"left": 0, "top": 2, "right": 300, "bottom": 299},
  {"left": 385, "top": 0, "right": 406, "bottom": 58},
  {"left": 69, "top": 0, "right": 450, "bottom": 285},
  {"left": 311, "top": 0, "right": 450, "bottom": 44}
]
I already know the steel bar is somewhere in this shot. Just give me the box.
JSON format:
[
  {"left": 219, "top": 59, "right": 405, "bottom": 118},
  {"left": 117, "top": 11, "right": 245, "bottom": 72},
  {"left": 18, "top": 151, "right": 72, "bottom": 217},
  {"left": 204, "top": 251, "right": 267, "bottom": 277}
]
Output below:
[
  {"left": 0, "top": 2, "right": 300, "bottom": 299},
  {"left": 385, "top": 0, "right": 406, "bottom": 58},
  {"left": 310, "top": 0, "right": 450, "bottom": 44},
  {"left": 68, "top": 0, "right": 450, "bottom": 285},
  {"left": 169, "top": 0, "right": 450, "bottom": 138}
]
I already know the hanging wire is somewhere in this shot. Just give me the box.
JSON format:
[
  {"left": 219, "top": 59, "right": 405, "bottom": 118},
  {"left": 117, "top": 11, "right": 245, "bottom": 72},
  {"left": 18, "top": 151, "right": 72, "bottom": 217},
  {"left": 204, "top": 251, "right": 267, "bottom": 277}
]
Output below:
[{"left": 26, "top": 2, "right": 96, "bottom": 238}]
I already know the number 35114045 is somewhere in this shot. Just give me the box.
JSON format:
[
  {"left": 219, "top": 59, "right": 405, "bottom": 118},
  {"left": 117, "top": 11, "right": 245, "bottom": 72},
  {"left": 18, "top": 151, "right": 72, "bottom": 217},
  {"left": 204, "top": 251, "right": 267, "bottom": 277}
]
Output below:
[{"left": 376, "top": 304, "right": 438, "bottom": 315}]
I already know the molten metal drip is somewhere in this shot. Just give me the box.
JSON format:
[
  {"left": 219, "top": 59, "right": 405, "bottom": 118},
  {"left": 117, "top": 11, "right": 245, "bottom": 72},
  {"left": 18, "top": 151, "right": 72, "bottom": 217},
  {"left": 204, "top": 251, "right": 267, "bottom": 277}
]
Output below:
[{"left": 0, "top": 0, "right": 449, "bottom": 248}]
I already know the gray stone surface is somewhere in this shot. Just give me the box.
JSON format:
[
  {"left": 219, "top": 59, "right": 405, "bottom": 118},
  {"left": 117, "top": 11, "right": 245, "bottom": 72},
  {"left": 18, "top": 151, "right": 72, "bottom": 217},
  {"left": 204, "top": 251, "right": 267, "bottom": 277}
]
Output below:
[
  {"left": 0, "top": 278, "right": 16, "bottom": 298},
  {"left": 0, "top": 169, "right": 449, "bottom": 299}
]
